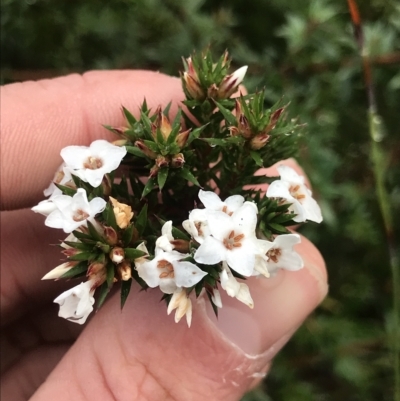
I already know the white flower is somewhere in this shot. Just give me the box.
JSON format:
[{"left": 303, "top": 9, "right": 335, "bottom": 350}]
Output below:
[
  {"left": 194, "top": 202, "right": 259, "bottom": 276},
  {"left": 155, "top": 221, "right": 175, "bottom": 252},
  {"left": 199, "top": 190, "right": 245, "bottom": 215},
  {"left": 53, "top": 280, "right": 95, "bottom": 324},
  {"left": 255, "top": 234, "right": 303, "bottom": 276},
  {"left": 167, "top": 288, "right": 193, "bottom": 327},
  {"left": 60, "top": 140, "right": 127, "bottom": 187},
  {"left": 182, "top": 208, "right": 211, "bottom": 244},
  {"left": 220, "top": 263, "right": 253, "bottom": 308},
  {"left": 32, "top": 199, "right": 59, "bottom": 216},
  {"left": 44, "top": 188, "right": 106, "bottom": 233},
  {"left": 266, "top": 165, "right": 322, "bottom": 223},
  {"left": 44, "top": 164, "right": 74, "bottom": 198},
  {"left": 135, "top": 248, "right": 207, "bottom": 294}
]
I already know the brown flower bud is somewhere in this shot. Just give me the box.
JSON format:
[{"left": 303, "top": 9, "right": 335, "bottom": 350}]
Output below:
[
  {"left": 110, "top": 247, "right": 125, "bottom": 264},
  {"left": 170, "top": 239, "right": 190, "bottom": 253},
  {"left": 182, "top": 72, "right": 205, "bottom": 100},
  {"left": 118, "top": 261, "right": 132, "bottom": 281},
  {"left": 155, "top": 155, "right": 170, "bottom": 168},
  {"left": 62, "top": 248, "right": 80, "bottom": 257},
  {"left": 87, "top": 262, "right": 107, "bottom": 287},
  {"left": 171, "top": 153, "right": 185, "bottom": 168},
  {"left": 102, "top": 174, "right": 112, "bottom": 196},
  {"left": 104, "top": 225, "right": 119, "bottom": 246},
  {"left": 175, "top": 129, "right": 191, "bottom": 149},
  {"left": 250, "top": 133, "right": 270, "bottom": 150},
  {"left": 135, "top": 140, "right": 157, "bottom": 159},
  {"left": 149, "top": 165, "right": 159, "bottom": 178}
]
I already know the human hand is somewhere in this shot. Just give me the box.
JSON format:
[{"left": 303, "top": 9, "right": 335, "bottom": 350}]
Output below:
[{"left": 1, "top": 71, "right": 328, "bottom": 401}]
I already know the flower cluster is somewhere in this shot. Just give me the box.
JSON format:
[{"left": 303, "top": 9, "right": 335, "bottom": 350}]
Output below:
[{"left": 33, "top": 50, "right": 323, "bottom": 327}]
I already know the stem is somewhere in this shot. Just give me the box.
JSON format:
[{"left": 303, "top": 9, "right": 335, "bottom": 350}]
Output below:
[
  {"left": 369, "top": 110, "right": 400, "bottom": 401},
  {"left": 347, "top": 1, "right": 400, "bottom": 397}
]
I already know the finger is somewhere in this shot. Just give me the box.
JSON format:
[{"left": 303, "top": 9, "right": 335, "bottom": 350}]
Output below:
[
  {"left": 1, "top": 70, "right": 183, "bottom": 210},
  {"left": 1, "top": 209, "right": 72, "bottom": 325},
  {"left": 30, "top": 237, "right": 327, "bottom": 401}
]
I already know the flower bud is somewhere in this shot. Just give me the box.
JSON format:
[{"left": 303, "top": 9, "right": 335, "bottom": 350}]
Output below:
[
  {"left": 182, "top": 72, "right": 205, "bottom": 101},
  {"left": 104, "top": 225, "right": 119, "bottom": 246},
  {"left": 155, "top": 155, "right": 170, "bottom": 168},
  {"left": 217, "top": 66, "right": 248, "bottom": 99},
  {"left": 110, "top": 247, "right": 125, "bottom": 264},
  {"left": 109, "top": 197, "right": 134, "bottom": 229},
  {"left": 87, "top": 262, "right": 107, "bottom": 287},
  {"left": 42, "top": 261, "right": 77, "bottom": 280},
  {"left": 112, "top": 139, "right": 128, "bottom": 147},
  {"left": 250, "top": 133, "right": 270, "bottom": 150},
  {"left": 149, "top": 165, "right": 159, "bottom": 178},
  {"left": 170, "top": 153, "right": 185, "bottom": 168},
  {"left": 118, "top": 261, "right": 132, "bottom": 281},
  {"left": 62, "top": 248, "right": 80, "bottom": 257},
  {"left": 170, "top": 239, "right": 190, "bottom": 253},
  {"left": 175, "top": 129, "right": 191, "bottom": 149},
  {"left": 135, "top": 140, "right": 157, "bottom": 159},
  {"left": 101, "top": 174, "right": 112, "bottom": 197}
]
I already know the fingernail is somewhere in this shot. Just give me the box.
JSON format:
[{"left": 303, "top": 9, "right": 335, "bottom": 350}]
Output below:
[{"left": 206, "top": 259, "right": 327, "bottom": 356}]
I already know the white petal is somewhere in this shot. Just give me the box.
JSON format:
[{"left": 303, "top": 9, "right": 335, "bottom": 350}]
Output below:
[
  {"left": 88, "top": 197, "right": 107, "bottom": 215},
  {"left": 231, "top": 202, "right": 258, "bottom": 235},
  {"left": 198, "top": 190, "right": 222, "bottom": 209},
  {"left": 136, "top": 259, "right": 160, "bottom": 288},
  {"left": 84, "top": 169, "right": 105, "bottom": 187},
  {"left": 274, "top": 233, "right": 301, "bottom": 247},
  {"left": 54, "top": 281, "right": 94, "bottom": 324},
  {"left": 159, "top": 279, "right": 178, "bottom": 294},
  {"left": 301, "top": 194, "right": 323, "bottom": 223},
  {"left": 194, "top": 236, "right": 226, "bottom": 265},
  {"left": 277, "top": 165, "right": 304, "bottom": 185},
  {"left": 161, "top": 221, "right": 174, "bottom": 241},
  {"left": 156, "top": 235, "right": 174, "bottom": 252},
  {"left": 206, "top": 211, "right": 233, "bottom": 240},
  {"left": 224, "top": 195, "right": 245, "bottom": 212},
  {"left": 289, "top": 199, "right": 307, "bottom": 223},
  {"left": 266, "top": 180, "right": 292, "bottom": 199},
  {"left": 32, "top": 199, "right": 58, "bottom": 216},
  {"left": 226, "top": 247, "right": 255, "bottom": 277},
  {"left": 211, "top": 289, "right": 223, "bottom": 308},
  {"left": 72, "top": 188, "right": 90, "bottom": 211},
  {"left": 173, "top": 261, "right": 207, "bottom": 288},
  {"left": 60, "top": 146, "right": 90, "bottom": 170},
  {"left": 231, "top": 66, "right": 248, "bottom": 86}
]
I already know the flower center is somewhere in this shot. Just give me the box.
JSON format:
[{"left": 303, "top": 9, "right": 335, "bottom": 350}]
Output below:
[
  {"left": 223, "top": 230, "right": 244, "bottom": 250},
  {"left": 221, "top": 205, "right": 233, "bottom": 216},
  {"left": 266, "top": 247, "right": 282, "bottom": 263},
  {"left": 157, "top": 259, "right": 175, "bottom": 279},
  {"left": 83, "top": 156, "right": 103, "bottom": 170},
  {"left": 289, "top": 185, "right": 306, "bottom": 202},
  {"left": 72, "top": 209, "right": 89, "bottom": 222}
]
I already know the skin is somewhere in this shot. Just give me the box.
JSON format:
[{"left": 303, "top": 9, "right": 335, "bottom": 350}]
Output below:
[{"left": 0, "top": 71, "right": 328, "bottom": 401}]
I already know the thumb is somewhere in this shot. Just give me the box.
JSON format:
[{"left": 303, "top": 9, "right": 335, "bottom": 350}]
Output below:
[{"left": 30, "top": 235, "right": 327, "bottom": 401}]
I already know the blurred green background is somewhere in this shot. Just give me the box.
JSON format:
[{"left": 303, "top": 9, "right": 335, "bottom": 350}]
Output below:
[{"left": 2, "top": 0, "right": 399, "bottom": 400}]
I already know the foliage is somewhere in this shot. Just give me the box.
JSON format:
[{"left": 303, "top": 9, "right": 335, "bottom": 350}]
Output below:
[{"left": 2, "top": 0, "right": 399, "bottom": 400}]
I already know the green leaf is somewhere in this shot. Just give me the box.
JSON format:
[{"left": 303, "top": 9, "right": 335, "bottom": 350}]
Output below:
[
  {"left": 180, "top": 167, "right": 201, "bottom": 187},
  {"left": 135, "top": 204, "right": 148, "bottom": 236},
  {"left": 126, "top": 146, "right": 146, "bottom": 158},
  {"left": 87, "top": 220, "right": 104, "bottom": 241},
  {"left": 120, "top": 279, "right": 132, "bottom": 309},
  {"left": 142, "top": 177, "right": 157, "bottom": 198},
  {"left": 122, "top": 223, "right": 135, "bottom": 247},
  {"left": 68, "top": 251, "right": 98, "bottom": 262},
  {"left": 59, "top": 261, "right": 88, "bottom": 279},
  {"left": 250, "top": 151, "right": 263, "bottom": 167},
  {"left": 214, "top": 101, "right": 237, "bottom": 126},
  {"left": 124, "top": 248, "right": 147, "bottom": 260},
  {"left": 55, "top": 184, "right": 76, "bottom": 197},
  {"left": 97, "top": 263, "right": 115, "bottom": 309},
  {"left": 157, "top": 167, "right": 169, "bottom": 190},
  {"left": 71, "top": 230, "right": 95, "bottom": 242},
  {"left": 122, "top": 106, "right": 137, "bottom": 126},
  {"left": 102, "top": 202, "right": 118, "bottom": 230}
]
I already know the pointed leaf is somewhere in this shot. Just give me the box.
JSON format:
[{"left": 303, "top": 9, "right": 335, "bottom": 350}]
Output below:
[
  {"left": 157, "top": 168, "right": 169, "bottom": 190},
  {"left": 59, "top": 261, "right": 88, "bottom": 279},
  {"left": 125, "top": 146, "right": 146, "bottom": 158},
  {"left": 250, "top": 151, "right": 263, "bottom": 167},
  {"left": 120, "top": 279, "right": 132, "bottom": 309},
  {"left": 214, "top": 101, "right": 237, "bottom": 126},
  {"left": 135, "top": 204, "right": 148, "bottom": 236},
  {"left": 124, "top": 248, "right": 147, "bottom": 260},
  {"left": 180, "top": 167, "right": 201, "bottom": 187},
  {"left": 122, "top": 106, "right": 137, "bottom": 126},
  {"left": 142, "top": 177, "right": 157, "bottom": 198}
]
